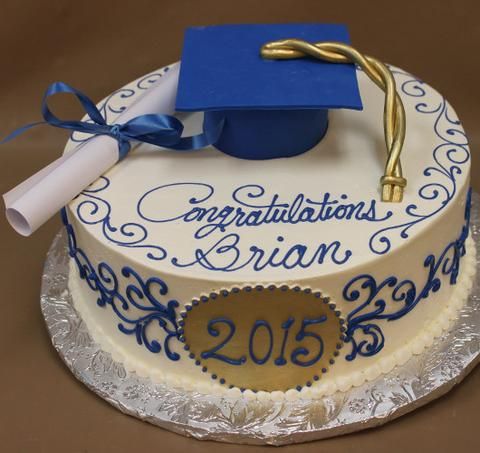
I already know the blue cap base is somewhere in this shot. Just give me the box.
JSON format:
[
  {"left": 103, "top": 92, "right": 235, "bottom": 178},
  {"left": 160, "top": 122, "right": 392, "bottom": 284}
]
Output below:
[{"left": 204, "top": 109, "right": 329, "bottom": 160}]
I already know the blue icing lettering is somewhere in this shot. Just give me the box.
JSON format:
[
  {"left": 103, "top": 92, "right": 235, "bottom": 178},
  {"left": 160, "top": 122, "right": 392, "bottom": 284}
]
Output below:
[
  {"left": 194, "top": 313, "right": 334, "bottom": 369},
  {"left": 171, "top": 233, "right": 352, "bottom": 272},
  {"left": 135, "top": 182, "right": 389, "bottom": 271},
  {"left": 137, "top": 183, "right": 392, "bottom": 240},
  {"left": 290, "top": 316, "right": 327, "bottom": 367},
  {"left": 249, "top": 320, "right": 274, "bottom": 365},
  {"left": 274, "top": 316, "right": 295, "bottom": 366},
  {"left": 201, "top": 318, "right": 247, "bottom": 365},
  {"left": 76, "top": 180, "right": 392, "bottom": 271}
]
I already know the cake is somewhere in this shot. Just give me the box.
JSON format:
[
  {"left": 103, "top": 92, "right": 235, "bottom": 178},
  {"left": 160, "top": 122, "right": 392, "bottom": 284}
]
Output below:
[{"left": 60, "top": 24, "right": 475, "bottom": 400}]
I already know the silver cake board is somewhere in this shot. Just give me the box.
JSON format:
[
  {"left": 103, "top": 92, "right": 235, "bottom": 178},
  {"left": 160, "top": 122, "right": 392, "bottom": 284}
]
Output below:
[{"left": 40, "top": 194, "right": 480, "bottom": 446}]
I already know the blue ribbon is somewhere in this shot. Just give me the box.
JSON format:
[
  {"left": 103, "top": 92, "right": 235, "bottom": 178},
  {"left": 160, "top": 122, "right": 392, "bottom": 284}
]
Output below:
[{"left": 1, "top": 81, "right": 223, "bottom": 159}]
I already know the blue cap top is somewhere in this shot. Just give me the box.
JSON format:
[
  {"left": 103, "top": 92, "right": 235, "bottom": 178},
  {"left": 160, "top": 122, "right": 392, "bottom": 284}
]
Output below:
[
  {"left": 176, "top": 23, "right": 362, "bottom": 111},
  {"left": 175, "top": 24, "right": 363, "bottom": 160}
]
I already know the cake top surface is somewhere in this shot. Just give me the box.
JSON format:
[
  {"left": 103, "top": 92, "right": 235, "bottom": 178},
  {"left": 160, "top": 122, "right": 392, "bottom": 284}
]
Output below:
[{"left": 66, "top": 66, "right": 470, "bottom": 282}]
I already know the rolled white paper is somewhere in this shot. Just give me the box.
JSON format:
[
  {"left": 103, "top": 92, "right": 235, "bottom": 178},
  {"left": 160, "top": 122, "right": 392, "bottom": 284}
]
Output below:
[{"left": 3, "top": 63, "right": 180, "bottom": 236}]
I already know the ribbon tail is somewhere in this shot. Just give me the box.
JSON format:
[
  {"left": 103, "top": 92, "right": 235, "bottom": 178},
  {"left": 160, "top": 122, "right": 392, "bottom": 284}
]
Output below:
[
  {"left": 0, "top": 121, "right": 47, "bottom": 144},
  {"left": 167, "top": 116, "right": 225, "bottom": 151}
]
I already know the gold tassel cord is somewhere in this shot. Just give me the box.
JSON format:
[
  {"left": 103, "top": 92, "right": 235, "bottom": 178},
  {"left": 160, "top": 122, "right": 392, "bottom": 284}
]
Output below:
[{"left": 261, "top": 39, "right": 407, "bottom": 202}]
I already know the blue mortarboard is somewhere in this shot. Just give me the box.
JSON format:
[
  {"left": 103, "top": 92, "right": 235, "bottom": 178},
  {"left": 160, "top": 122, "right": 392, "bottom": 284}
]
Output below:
[{"left": 176, "top": 24, "right": 363, "bottom": 160}]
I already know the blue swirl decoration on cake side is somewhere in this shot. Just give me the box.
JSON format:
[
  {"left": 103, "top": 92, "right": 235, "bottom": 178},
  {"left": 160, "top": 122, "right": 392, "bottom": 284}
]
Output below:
[
  {"left": 75, "top": 176, "right": 167, "bottom": 261},
  {"left": 369, "top": 69, "right": 470, "bottom": 255},
  {"left": 344, "top": 188, "right": 471, "bottom": 361},
  {"left": 62, "top": 208, "right": 180, "bottom": 361},
  {"left": 70, "top": 68, "right": 168, "bottom": 144}
]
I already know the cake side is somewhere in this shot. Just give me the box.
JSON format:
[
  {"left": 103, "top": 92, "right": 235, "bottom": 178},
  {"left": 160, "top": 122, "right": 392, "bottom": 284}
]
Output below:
[{"left": 67, "top": 231, "right": 476, "bottom": 398}]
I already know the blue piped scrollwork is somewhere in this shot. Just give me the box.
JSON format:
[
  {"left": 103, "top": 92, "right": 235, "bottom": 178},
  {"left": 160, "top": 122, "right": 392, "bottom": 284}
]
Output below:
[
  {"left": 344, "top": 188, "right": 471, "bottom": 361},
  {"left": 76, "top": 176, "right": 167, "bottom": 261},
  {"left": 62, "top": 208, "right": 180, "bottom": 361},
  {"left": 369, "top": 69, "right": 470, "bottom": 255},
  {"left": 70, "top": 68, "right": 168, "bottom": 144}
]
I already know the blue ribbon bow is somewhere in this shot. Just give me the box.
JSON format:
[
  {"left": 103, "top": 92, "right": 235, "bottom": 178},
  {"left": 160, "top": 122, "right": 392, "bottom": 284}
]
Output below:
[{"left": 1, "top": 81, "right": 223, "bottom": 159}]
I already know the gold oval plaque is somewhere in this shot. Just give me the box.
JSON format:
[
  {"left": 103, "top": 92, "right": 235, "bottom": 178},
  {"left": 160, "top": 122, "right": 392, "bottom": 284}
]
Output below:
[{"left": 178, "top": 285, "right": 346, "bottom": 392}]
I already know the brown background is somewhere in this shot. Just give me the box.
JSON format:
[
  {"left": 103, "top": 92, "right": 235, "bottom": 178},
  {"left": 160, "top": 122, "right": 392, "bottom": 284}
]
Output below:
[{"left": 0, "top": 1, "right": 479, "bottom": 452}]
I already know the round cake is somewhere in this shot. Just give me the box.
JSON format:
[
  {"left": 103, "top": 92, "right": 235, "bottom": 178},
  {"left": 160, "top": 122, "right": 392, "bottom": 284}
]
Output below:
[{"left": 64, "top": 65, "right": 475, "bottom": 400}]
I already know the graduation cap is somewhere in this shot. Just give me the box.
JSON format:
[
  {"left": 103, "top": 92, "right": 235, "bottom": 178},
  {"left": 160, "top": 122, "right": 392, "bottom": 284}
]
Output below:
[{"left": 176, "top": 23, "right": 363, "bottom": 160}]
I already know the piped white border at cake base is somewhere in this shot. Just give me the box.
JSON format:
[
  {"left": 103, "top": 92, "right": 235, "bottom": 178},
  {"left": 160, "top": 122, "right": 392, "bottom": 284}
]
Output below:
[{"left": 39, "top": 194, "right": 480, "bottom": 445}]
